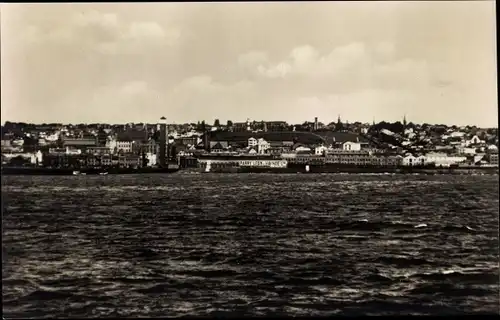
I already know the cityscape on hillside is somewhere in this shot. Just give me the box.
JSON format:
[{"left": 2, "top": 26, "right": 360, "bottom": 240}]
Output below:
[{"left": 1, "top": 116, "right": 498, "bottom": 170}]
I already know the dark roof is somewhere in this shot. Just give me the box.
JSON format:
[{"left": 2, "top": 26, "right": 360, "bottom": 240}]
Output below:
[
  {"left": 207, "top": 131, "right": 326, "bottom": 145},
  {"left": 315, "top": 131, "right": 369, "bottom": 144},
  {"left": 117, "top": 130, "right": 148, "bottom": 142}
]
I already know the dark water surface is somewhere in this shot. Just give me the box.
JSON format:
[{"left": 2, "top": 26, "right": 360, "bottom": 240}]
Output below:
[{"left": 2, "top": 173, "right": 499, "bottom": 318}]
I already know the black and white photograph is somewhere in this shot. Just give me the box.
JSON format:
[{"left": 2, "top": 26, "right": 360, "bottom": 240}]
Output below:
[{"left": 1, "top": 1, "right": 499, "bottom": 317}]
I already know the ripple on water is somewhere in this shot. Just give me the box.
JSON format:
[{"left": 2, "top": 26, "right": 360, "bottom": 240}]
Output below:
[{"left": 2, "top": 174, "right": 499, "bottom": 317}]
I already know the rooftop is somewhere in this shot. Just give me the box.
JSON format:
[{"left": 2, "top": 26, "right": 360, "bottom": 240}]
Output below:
[{"left": 207, "top": 131, "right": 326, "bottom": 145}]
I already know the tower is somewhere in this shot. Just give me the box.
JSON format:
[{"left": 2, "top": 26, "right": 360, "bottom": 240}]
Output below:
[
  {"left": 336, "top": 114, "right": 343, "bottom": 132},
  {"left": 403, "top": 114, "right": 407, "bottom": 128},
  {"left": 314, "top": 117, "right": 318, "bottom": 131},
  {"left": 158, "top": 116, "right": 167, "bottom": 167}
]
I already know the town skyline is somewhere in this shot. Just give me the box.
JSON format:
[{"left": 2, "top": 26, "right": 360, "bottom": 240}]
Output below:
[
  {"left": 1, "top": 116, "right": 498, "bottom": 130},
  {"left": 1, "top": 2, "right": 497, "bottom": 127}
]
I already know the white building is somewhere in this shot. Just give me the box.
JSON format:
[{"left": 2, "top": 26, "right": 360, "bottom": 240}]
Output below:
[
  {"left": 402, "top": 154, "right": 417, "bottom": 166},
  {"left": 457, "top": 147, "right": 477, "bottom": 155},
  {"left": 315, "top": 145, "right": 328, "bottom": 155},
  {"left": 416, "top": 155, "right": 426, "bottom": 166},
  {"left": 450, "top": 131, "right": 465, "bottom": 138},
  {"left": 146, "top": 153, "right": 157, "bottom": 167},
  {"left": 106, "top": 138, "right": 117, "bottom": 153},
  {"left": 116, "top": 140, "right": 133, "bottom": 153},
  {"left": 248, "top": 137, "right": 257, "bottom": 147},
  {"left": 45, "top": 132, "right": 60, "bottom": 142},
  {"left": 425, "top": 152, "right": 467, "bottom": 167},
  {"left": 238, "top": 159, "right": 287, "bottom": 168},
  {"left": 30, "top": 151, "right": 43, "bottom": 165},
  {"left": 257, "top": 138, "right": 271, "bottom": 154},
  {"left": 295, "top": 146, "right": 311, "bottom": 152},
  {"left": 12, "top": 139, "right": 24, "bottom": 146},
  {"left": 65, "top": 147, "right": 82, "bottom": 155},
  {"left": 474, "top": 154, "right": 486, "bottom": 164},
  {"left": 487, "top": 144, "right": 498, "bottom": 152},
  {"left": 466, "top": 135, "right": 485, "bottom": 146},
  {"left": 342, "top": 141, "right": 361, "bottom": 151}
]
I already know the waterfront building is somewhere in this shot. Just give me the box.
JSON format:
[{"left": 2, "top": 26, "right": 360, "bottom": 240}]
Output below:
[
  {"left": 158, "top": 116, "right": 168, "bottom": 167},
  {"left": 1, "top": 137, "right": 12, "bottom": 150},
  {"left": 488, "top": 153, "right": 499, "bottom": 166},
  {"left": 196, "top": 154, "right": 287, "bottom": 170},
  {"left": 456, "top": 147, "right": 477, "bottom": 155},
  {"left": 62, "top": 137, "right": 97, "bottom": 149},
  {"left": 140, "top": 139, "right": 158, "bottom": 155},
  {"left": 402, "top": 154, "right": 418, "bottom": 166},
  {"left": 210, "top": 141, "right": 229, "bottom": 153},
  {"left": 342, "top": 141, "right": 361, "bottom": 151},
  {"left": 118, "top": 154, "right": 141, "bottom": 168},
  {"left": 248, "top": 137, "right": 257, "bottom": 147},
  {"left": 466, "top": 135, "right": 485, "bottom": 147},
  {"left": 116, "top": 139, "right": 133, "bottom": 153},
  {"left": 315, "top": 145, "right": 328, "bottom": 155},
  {"left": 425, "top": 152, "right": 467, "bottom": 167},
  {"left": 256, "top": 138, "right": 271, "bottom": 154},
  {"left": 325, "top": 150, "right": 373, "bottom": 166},
  {"left": 86, "top": 146, "right": 112, "bottom": 155}
]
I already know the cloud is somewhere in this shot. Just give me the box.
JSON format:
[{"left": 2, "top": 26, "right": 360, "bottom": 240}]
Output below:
[
  {"left": 252, "top": 42, "right": 368, "bottom": 79},
  {"left": 19, "top": 10, "right": 180, "bottom": 56},
  {"left": 257, "top": 62, "right": 292, "bottom": 79},
  {"left": 243, "top": 41, "right": 430, "bottom": 93}
]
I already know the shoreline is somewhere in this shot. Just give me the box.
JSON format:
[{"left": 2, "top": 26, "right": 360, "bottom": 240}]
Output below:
[{"left": 2, "top": 166, "right": 498, "bottom": 176}]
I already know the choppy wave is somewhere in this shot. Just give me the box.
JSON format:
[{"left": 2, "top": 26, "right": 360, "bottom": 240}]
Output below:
[{"left": 2, "top": 173, "right": 499, "bottom": 317}]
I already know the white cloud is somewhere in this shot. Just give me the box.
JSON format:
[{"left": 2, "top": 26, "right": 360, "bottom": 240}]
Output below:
[
  {"left": 290, "top": 45, "right": 319, "bottom": 71},
  {"left": 243, "top": 41, "right": 430, "bottom": 93},
  {"left": 20, "top": 10, "right": 180, "bottom": 55},
  {"left": 257, "top": 62, "right": 292, "bottom": 78},
  {"left": 251, "top": 42, "right": 368, "bottom": 79}
]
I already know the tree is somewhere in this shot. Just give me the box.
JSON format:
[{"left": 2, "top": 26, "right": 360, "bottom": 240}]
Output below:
[
  {"left": 227, "top": 120, "right": 233, "bottom": 127},
  {"left": 201, "top": 121, "right": 206, "bottom": 132},
  {"left": 214, "top": 119, "right": 220, "bottom": 127},
  {"left": 391, "top": 121, "right": 404, "bottom": 134}
]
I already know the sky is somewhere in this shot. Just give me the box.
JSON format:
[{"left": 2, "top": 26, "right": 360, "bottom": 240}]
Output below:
[{"left": 1, "top": 2, "right": 498, "bottom": 127}]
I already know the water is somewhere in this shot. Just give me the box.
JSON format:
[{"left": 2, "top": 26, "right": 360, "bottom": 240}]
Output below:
[{"left": 2, "top": 173, "right": 499, "bottom": 317}]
